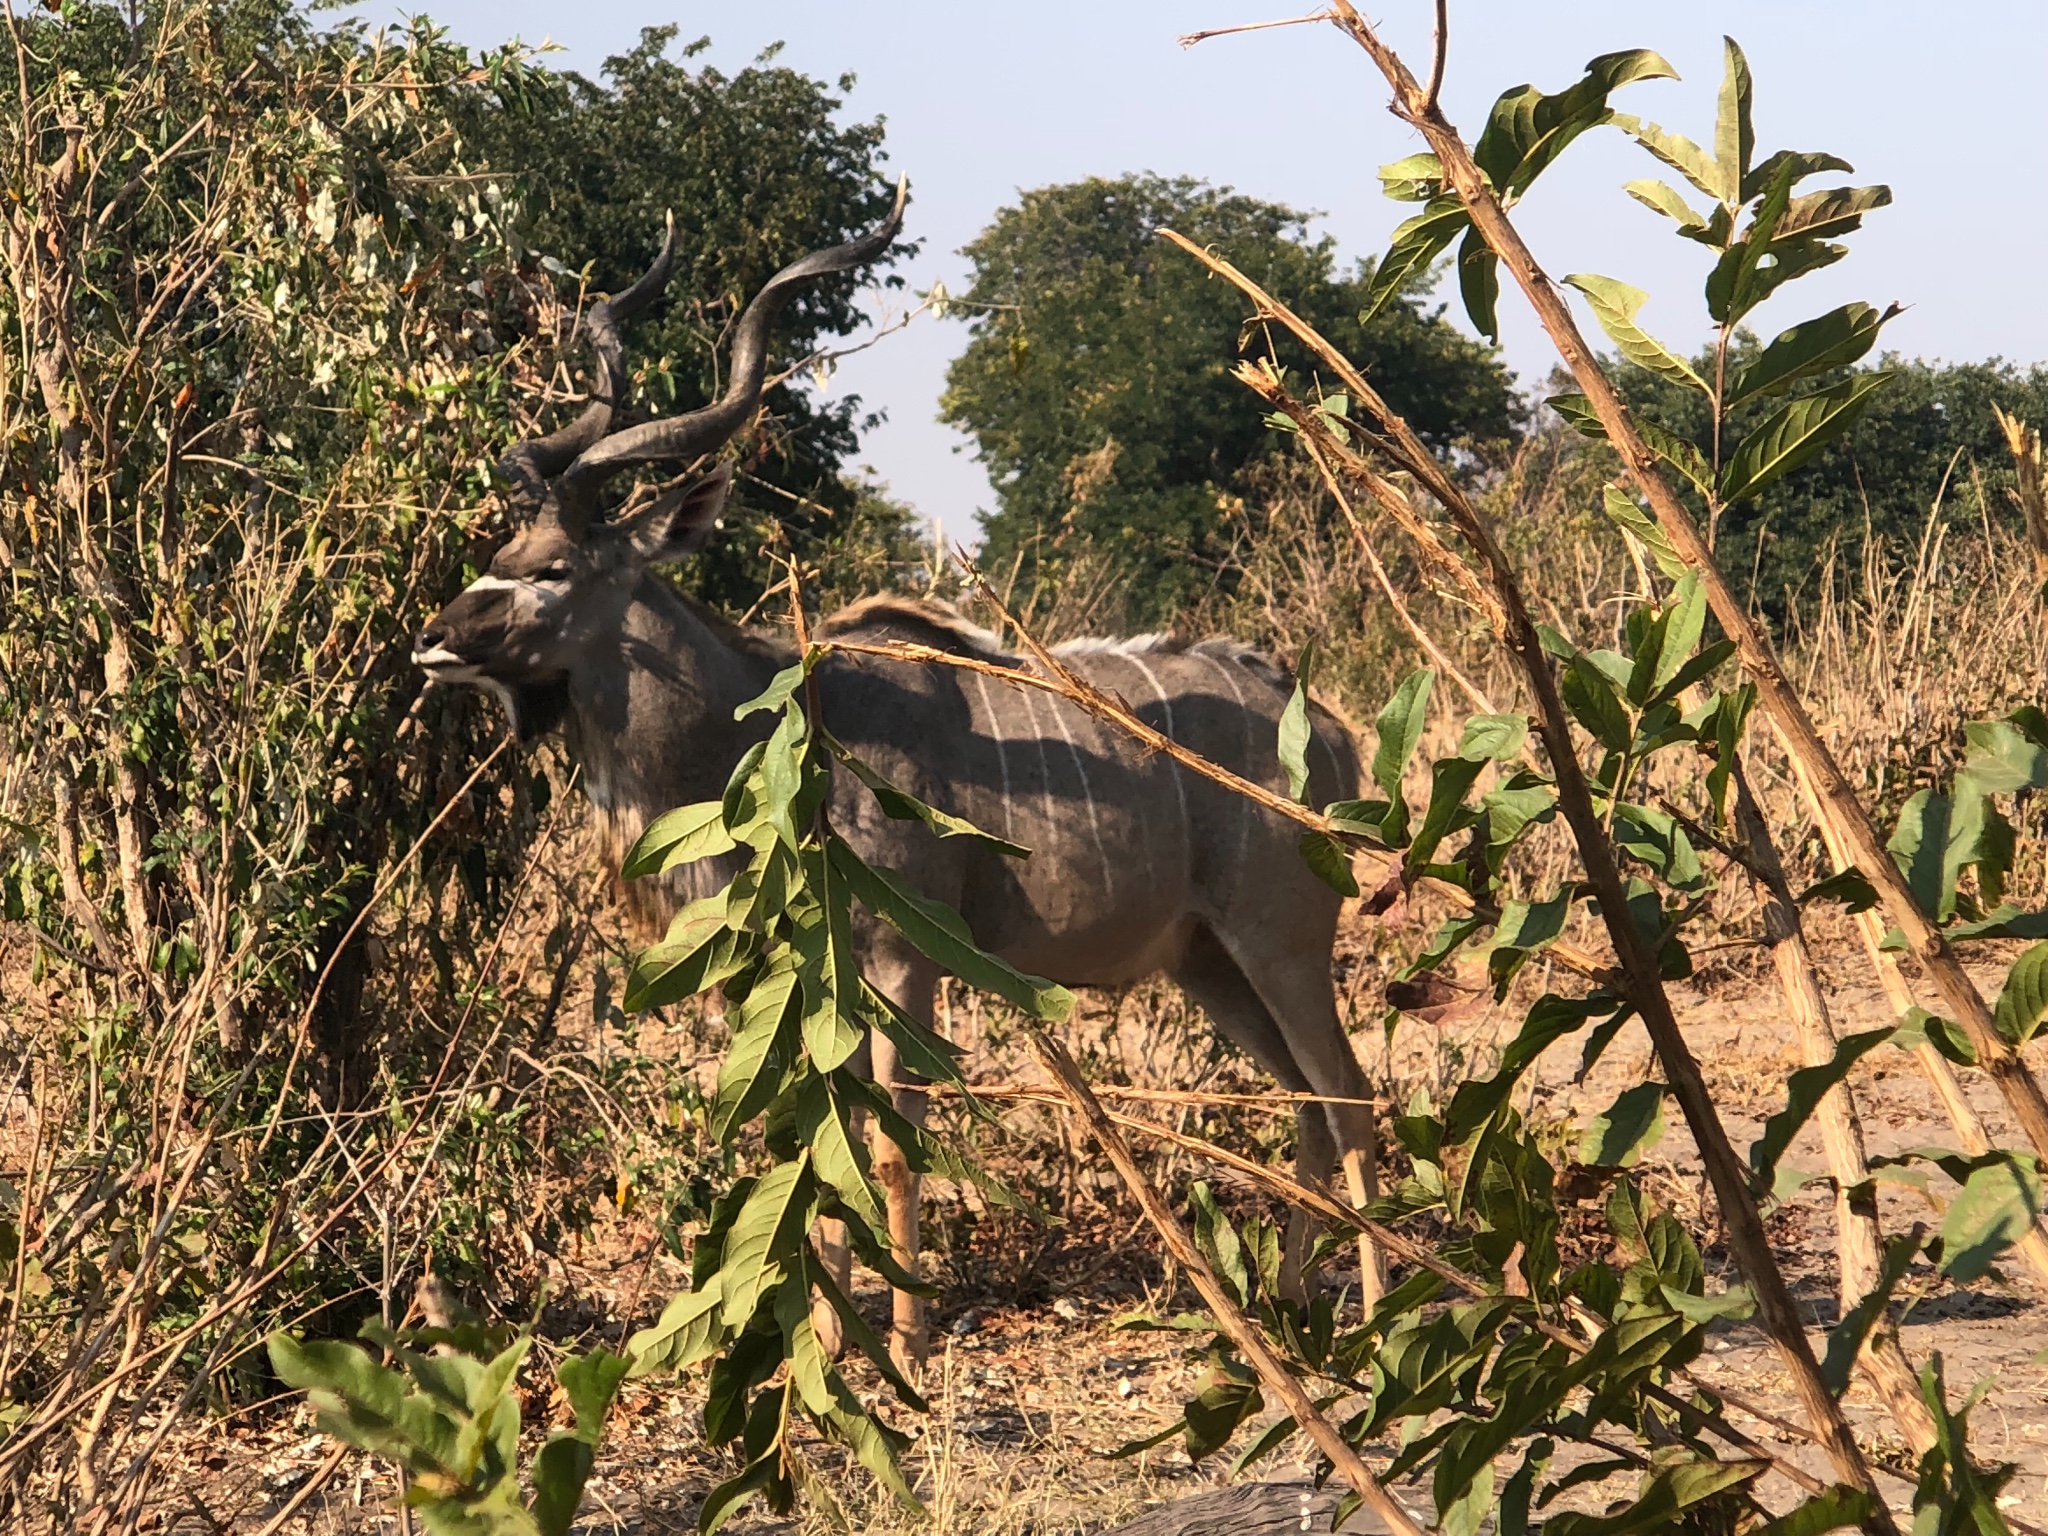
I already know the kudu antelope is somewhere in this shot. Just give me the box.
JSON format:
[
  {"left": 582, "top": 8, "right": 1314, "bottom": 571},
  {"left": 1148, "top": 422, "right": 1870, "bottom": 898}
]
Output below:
[{"left": 414, "top": 188, "right": 1384, "bottom": 1367}]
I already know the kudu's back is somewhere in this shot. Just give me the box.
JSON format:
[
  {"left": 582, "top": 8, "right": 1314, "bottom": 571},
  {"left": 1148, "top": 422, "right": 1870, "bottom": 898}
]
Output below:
[{"left": 806, "top": 598, "right": 1362, "bottom": 991}]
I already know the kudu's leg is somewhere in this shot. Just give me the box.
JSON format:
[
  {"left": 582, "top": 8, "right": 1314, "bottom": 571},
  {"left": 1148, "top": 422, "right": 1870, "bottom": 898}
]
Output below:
[
  {"left": 867, "top": 953, "right": 938, "bottom": 1374},
  {"left": 1221, "top": 940, "right": 1386, "bottom": 1309},
  {"left": 1169, "top": 926, "right": 1327, "bottom": 1303}
]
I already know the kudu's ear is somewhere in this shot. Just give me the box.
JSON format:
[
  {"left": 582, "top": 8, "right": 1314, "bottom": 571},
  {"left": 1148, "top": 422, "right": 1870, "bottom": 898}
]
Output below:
[{"left": 628, "top": 466, "right": 732, "bottom": 565}]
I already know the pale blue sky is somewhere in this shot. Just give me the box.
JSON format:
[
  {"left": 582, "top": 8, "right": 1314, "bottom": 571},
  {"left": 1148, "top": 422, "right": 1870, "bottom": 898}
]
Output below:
[{"left": 357, "top": 2, "right": 2048, "bottom": 537}]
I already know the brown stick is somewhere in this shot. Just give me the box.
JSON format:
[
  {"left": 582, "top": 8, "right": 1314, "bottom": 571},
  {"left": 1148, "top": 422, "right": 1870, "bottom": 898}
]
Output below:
[
  {"left": 1727, "top": 765, "right": 1936, "bottom": 1453},
  {"left": 1778, "top": 731, "right": 2048, "bottom": 1289},
  {"left": 1165, "top": 179, "right": 1890, "bottom": 1520},
  {"left": 1324, "top": 0, "right": 2048, "bottom": 1181},
  {"left": 1079, "top": 1094, "right": 1837, "bottom": 1498},
  {"left": 1022, "top": 1025, "right": 1429, "bottom": 1536}
]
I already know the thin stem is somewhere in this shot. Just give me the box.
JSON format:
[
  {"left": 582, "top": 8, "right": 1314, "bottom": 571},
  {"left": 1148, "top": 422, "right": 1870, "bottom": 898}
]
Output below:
[
  {"left": 1326, "top": 0, "right": 2048, "bottom": 1184},
  {"left": 1023, "top": 1024, "right": 1429, "bottom": 1536}
]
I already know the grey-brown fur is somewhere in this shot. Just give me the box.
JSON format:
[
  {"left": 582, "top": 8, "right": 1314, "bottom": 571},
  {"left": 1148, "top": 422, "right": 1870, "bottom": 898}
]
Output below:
[{"left": 413, "top": 197, "right": 1384, "bottom": 1366}]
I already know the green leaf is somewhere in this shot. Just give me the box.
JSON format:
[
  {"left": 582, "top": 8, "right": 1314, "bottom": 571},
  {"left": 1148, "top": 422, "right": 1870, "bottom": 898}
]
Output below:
[
  {"left": 1658, "top": 1282, "right": 1755, "bottom": 1325},
  {"left": 1748, "top": 1487, "right": 1874, "bottom": 1536},
  {"left": 793, "top": 859, "right": 863, "bottom": 1071},
  {"left": 1542, "top": 1457, "right": 1763, "bottom": 1536},
  {"left": 1891, "top": 1006, "right": 1978, "bottom": 1068},
  {"left": 829, "top": 839, "right": 1073, "bottom": 1021},
  {"left": 1360, "top": 199, "right": 1469, "bottom": 325},
  {"left": 1189, "top": 1182, "right": 1249, "bottom": 1307},
  {"left": 713, "top": 953, "right": 801, "bottom": 1139},
  {"left": 1748, "top": 1028, "right": 1893, "bottom": 1193},
  {"left": 1727, "top": 237, "right": 1848, "bottom": 316},
  {"left": 1459, "top": 712, "right": 1527, "bottom": 762},
  {"left": 625, "top": 902, "right": 757, "bottom": 1012},
  {"left": 1888, "top": 788, "right": 1961, "bottom": 922},
  {"left": 1481, "top": 781, "right": 1557, "bottom": 871},
  {"left": 857, "top": 984, "right": 973, "bottom": 1092},
  {"left": 824, "top": 732, "right": 1029, "bottom": 858},
  {"left": 1562, "top": 274, "right": 1709, "bottom": 394},
  {"left": 1797, "top": 867, "right": 1879, "bottom": 914},
  {"left": 1579, "top": 1082, "right": 1666, "bottom": 1168},
  {"left": 1277, "top": 642, "right": 1316, "bottom": 803},
  {"left": 798, "top": 1075, "right": 885, "bottom": 1229},
  {"left": 1943, "top": 1153, "right": 2042, "bottom": 1283},
  {"left": 719, "top": 1158, "right": 816, "bottom": 1327},
  {"left": 1600, "top": 486, "right": 1687, "bottom": 581},
  {"left": 533, "top": 1349, "right": 630, "bottom": 1536},
  {"left": 1555, "top": 395, "right": 1714, "bottom": 496},
  {"left": 1456, "top": 223, "right": 1500, "bottom": 344},
  {"left": 1609, "top": 113, "right": 1723, "bottom": 204},
  {"left": 1819, "top": 1231, "right": 1919, "bottom": 1396},
  {"left": 1377, "top": 152, "right": 1443, "bottom": 202},
  {"left": 627, "top": 1279, "right": 728, "bottom": 1377},
  {"left": 1726, "top": 302, "right": 1898, "bottom": 406},
  {"left": 1371, "top": 668, "right": 1434, "bottom": 845},
  {"left": 1445, "top": 993, "right": 1622, "bottom": 1142},
  {"left": 1995, "top": 943, "right": 2048, "bottom": 1047},
  {"left": 1719, "top": 371, "right": 1895, "bottom": 505},
  {"left": 1705, "top": 157, "right": 1795, "bottom": 325},
  {"left": 1623, "top": 178, "right": 1725, "bottom": 244},
  {"left": 1486, "top": 891, "right": 1573, "bottom": 994},
  {"left": 1182, "top": 1361, "right": 1263, "bottom": 1461},
  {"left": 808, "top": 1254, "right": 927, "bottom": 1410},
  {"left": 1475, "top": 49, "right": 1678, "bottom": 200},
  {"left": 1297, "top": 831, "right": 1361, "bottom": 897},
  {"left": 1408, "top": 755, "right": 1487, "bottom": 868},
  {"left": 1713, "top": 37, "right": 1754, "bottom": 205},
  {"left": 1741, "top": 149, "right": 1854, "bottom": 203},
  {"left": 1777, "top": 183, "right": 1891, "bottom": 241},
  {"left": 1966, "top": 718, "right": 2048, "bottom": 794},
  {"left": 622, "top": 800, "right": 735, "bottom": 879},
  {"left": 1562, "top": 654, "right": 1633, "bottom": 755},
  {"left": 733, "top": 659, "right": 812, "bottom": 721}
]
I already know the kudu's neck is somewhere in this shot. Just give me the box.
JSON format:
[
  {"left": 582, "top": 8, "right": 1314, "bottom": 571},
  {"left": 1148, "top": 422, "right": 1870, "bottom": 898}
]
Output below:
[{"left": 561, "top": 576, "right": 789, "bottom": 847}]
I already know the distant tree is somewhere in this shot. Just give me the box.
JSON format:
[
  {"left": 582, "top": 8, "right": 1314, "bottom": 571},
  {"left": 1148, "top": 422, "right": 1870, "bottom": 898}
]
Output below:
[
  {"left": 941, "top": 174, "right": 1518, "bottom": 624},
  {"left": 1602, "top": 354, "right": 2048, "bottom": 618},
  {"left": 467, "top": 27, "right": 922, "bottom": 609}
]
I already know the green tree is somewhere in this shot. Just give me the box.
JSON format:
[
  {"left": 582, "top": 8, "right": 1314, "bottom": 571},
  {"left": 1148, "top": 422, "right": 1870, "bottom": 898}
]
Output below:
[
  {"left": 466, "top": 27, "right": 923, "bottom": 609},
  {"left": 1599, "top": 354, "right": 2048, "bottom": 617},
  {"left": 941, "top": 174, "right": 1517, "bottom": 624}
]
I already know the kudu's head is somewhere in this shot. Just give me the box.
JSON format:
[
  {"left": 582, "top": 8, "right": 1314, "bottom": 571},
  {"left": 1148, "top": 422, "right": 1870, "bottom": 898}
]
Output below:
[{"left": 414, "top": 185, "right": 907, "bottom": 737}]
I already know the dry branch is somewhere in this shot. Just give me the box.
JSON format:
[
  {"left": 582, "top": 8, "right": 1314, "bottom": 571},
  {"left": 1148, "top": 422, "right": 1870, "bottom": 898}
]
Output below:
[
  {"left": 1021, "top": 1025, "right": 1430, "bottom": 1536},
  {"left": 1321, "top": 0, "right": 2048, "bottom": 1188},
  {"left": 1159, "top": 95, "right": 1891, "bottom": 1514}
]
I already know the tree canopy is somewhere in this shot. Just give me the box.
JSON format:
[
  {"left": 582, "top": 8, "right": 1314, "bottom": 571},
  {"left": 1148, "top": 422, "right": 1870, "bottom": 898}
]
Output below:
[
  {"left": 941, "top": 174, "right": 1519, "bottom": 624},
  {"left": 1605, "top": 353, "right": 2048, "bottom": 618},
  {"left": 466, "top": 26, "right": 919, "bottom": 608}
]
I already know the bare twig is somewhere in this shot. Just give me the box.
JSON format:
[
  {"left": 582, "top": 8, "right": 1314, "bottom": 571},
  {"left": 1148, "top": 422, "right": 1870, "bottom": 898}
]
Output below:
[
  {"left": 1324, "top": 0, "right": 2048, "bottom": 1186},
  {"left": 1022, "top": 1025, "right": 1429, "bottom": 1536},
  {"left": 1423, "top": 0, "right": 1448, "bottom": 111},
  {"left": 1160, "top": 109, "right": 1892, "bottom": 1524},
  {"left": 1178, "top": 10, "right": 1333, "bottom": 49}
]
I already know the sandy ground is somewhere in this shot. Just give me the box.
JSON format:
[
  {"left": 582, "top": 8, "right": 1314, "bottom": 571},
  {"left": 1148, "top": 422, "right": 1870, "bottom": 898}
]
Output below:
[{"left": 121, "top": 934, "right": 2048, "bottom": 1533}]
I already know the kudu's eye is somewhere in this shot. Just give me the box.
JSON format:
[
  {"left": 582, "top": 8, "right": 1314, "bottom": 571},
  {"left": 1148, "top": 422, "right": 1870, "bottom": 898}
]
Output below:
[{"left": 537, "top": 561, "right": 573, "bottom": 582}]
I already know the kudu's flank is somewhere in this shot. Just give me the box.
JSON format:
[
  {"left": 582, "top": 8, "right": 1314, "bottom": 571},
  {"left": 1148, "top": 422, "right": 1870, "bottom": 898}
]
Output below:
[{"left": 415, "top": 188, "right": 1384, "bottom": 1367}]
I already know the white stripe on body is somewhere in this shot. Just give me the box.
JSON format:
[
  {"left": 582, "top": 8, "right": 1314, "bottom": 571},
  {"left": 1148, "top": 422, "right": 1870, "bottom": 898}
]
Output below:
[
  {"left": 971, "top": 670, "right": 1015, "bottom": 841},
  {"left": 1125, "top": 655, "right": 1190, "bottom": 866},
  {"left": 1203, "top": 655, "right": 1256, "bottom": 886},
  {"left": 1044, "top": 689, "right": 1114, "bottom": 901},
  {"left": 1016, "top": 685, "right": 1060, "bottom": 839}
]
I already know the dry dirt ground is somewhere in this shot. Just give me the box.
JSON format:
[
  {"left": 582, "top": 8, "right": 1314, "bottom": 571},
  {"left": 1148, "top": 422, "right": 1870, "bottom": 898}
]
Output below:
[{"left": 135, "top": 927, "right": 2048, "bottom": 1534}]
